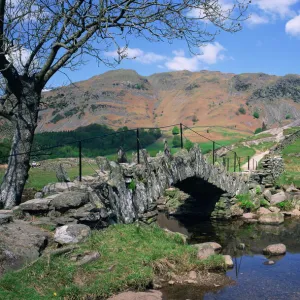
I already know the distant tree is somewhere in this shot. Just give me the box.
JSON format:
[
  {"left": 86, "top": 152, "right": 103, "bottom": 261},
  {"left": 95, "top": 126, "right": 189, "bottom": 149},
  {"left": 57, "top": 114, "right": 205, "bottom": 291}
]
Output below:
[
  {"left": 253, "top": 112, "right": 260, "bottom": 119},
  {"left": 184, "top": 139, "right": 194, "bottom": 151},
  {"left": 254, "top": 128, "right": 262, "bottom": 134},
  {"left": 286, "top": 114, "right": 291, "bottom": 120},
  {"left": 172, "top": 135, "right": 181, "bottom": 148},
  {"left": 172, "top": 126, "right": 180, "bottom": 136},
  {"left": 0, "top": 0, "right": 249, "bottom": 209},
  {"left": 262, "top": 122, "right": 267, "bottom": 131},
  {"left": 238, "top": 106, "right": 246, "bottom": 114}
]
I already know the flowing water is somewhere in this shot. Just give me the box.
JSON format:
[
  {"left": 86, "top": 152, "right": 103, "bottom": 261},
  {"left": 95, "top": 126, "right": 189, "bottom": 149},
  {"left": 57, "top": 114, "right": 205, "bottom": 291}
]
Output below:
[{"left": 157, "top": 213, "right": 300, "bottom": 300}]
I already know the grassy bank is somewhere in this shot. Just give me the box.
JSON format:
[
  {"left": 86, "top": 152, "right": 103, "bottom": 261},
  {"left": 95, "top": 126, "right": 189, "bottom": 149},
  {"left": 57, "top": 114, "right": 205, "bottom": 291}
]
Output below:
[{"left": 0, "top": 224, "right": 225, "bottom": 300}]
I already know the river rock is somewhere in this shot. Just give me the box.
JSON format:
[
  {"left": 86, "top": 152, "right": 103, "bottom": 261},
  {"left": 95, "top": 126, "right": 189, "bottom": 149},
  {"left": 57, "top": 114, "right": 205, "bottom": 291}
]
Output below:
[
  {"left": 264, "top": 260, "right": 275, "bottom": 265},
  {"left": 258, "top": 212, "right": 284, "bottom": 225},
  {"left": 286, "top": 184, "right": 299, "bottom": 193},
  {"left": 263, "top": 189, "right": 272, "bottom": 202},
  {"left": 269, "top": 206, "right": 280, "bottom": 213},
  {"left": 188, "top": 270, "right": 197, "bottom": 280},
  {"left": 270, "top": 191, "right": 287, "bottom": 205},
  {"left": 257, "top": 207, "right": 271, "bottom": 215},
  {"left": 163, "top": 228, "right": 188, "bottom": 244},
  {"left": 193, "top": 242, "right": 222, "bottom": 252},
  {"left": 223, "top": 255, "right": 234, "bottom": 268},
  {"left": 108, "top": 290, "right": 163, "bottom": 300},
  {"left": 196, "top": 244, "right": 215, "bottom": 260},
  {"left": 54, "top": 224, "right": 91, "bottom": 245},
  {"left": 289, "top": 209, "right": 300, "bottom": 217},
  {"left": 263, "top": 244, "right": 286, "bottom": 256},
  {"left": 230, "top": 204, "right": 244, "bottom": 217},
  {"left": 242, "top": 213, "right": 257, "bottom": 221}
]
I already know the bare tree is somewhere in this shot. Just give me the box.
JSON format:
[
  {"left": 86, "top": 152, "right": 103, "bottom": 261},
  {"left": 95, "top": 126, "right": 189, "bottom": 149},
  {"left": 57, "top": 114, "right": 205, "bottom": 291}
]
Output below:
[{"left": 0, "top": 0, "right": 249, "bottom": 209}]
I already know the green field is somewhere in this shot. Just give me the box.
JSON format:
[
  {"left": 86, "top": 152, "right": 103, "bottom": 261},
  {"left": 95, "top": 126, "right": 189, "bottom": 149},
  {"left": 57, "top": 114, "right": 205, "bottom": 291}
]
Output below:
[{"left": 276, "top": 138, "right": 300, "bottom": 188}]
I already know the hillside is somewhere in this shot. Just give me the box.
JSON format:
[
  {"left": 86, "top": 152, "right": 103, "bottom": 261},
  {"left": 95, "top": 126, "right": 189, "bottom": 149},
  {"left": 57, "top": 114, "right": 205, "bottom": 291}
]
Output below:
[{"left": 6, "top": 70, "right": 300, "bottom": 134}]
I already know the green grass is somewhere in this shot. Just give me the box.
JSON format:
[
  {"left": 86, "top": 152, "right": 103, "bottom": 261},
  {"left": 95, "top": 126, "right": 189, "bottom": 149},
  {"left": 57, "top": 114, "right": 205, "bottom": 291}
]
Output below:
[
  {"left": 283, "top": 127, "right": 300, "bottom": 136},
  {"left": 276, "top": 138, "right": 300, "bottom": 188},
  {"left": 0, "top": 161, "right": 98, "bottom": 190},
  {"left": 243, "top": 133, "right": 273, "bottom": 141},
  {"left": 0, "top": 224, "right": 225, "bottom": 300}
]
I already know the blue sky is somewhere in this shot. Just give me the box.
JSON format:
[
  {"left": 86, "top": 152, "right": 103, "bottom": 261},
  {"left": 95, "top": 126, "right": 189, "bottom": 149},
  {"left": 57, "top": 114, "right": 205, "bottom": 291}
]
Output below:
[{"left": 49, "top": 0, "right": 300, "bottom": 87}]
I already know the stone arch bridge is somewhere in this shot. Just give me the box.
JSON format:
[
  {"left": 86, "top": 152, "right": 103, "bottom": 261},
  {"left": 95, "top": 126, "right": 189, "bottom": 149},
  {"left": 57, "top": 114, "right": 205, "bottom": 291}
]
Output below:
[{"left": 19, "top": 145, "right": 252, "bottom": 225}]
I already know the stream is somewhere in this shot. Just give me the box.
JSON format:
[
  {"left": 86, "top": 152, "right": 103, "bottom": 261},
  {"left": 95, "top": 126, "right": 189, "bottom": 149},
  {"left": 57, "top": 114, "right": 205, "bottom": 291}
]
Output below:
[{"left": 157, "top": 213, "right": 300, "bottom": 300}]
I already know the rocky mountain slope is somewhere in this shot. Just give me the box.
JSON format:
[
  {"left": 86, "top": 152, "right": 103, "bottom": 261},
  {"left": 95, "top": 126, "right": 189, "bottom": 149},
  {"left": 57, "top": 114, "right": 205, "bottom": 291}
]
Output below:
[{"left": 8, "top": 70, "right": 300, "bottom": 134}]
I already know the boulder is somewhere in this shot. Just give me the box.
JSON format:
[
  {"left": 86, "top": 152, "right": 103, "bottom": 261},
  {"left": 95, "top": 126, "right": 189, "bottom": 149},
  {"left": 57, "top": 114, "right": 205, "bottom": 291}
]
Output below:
[
  {"left": 256, "top": 207, "right": 271, "bottom": 215},
  {"left": 0, "top": 214, "right": 12, "bottom": 225},
  {"left": 54, "top": 224, "right": 91, "bottom": 245},
  {"left": 270, "top": 191, "right": 287, "bottom": 205},
  {"left": 42, "top": 182, "right": 77, "bottom": 195},
  {"left": 19, "top": 197, "right": 53, "bottom": 211},
  {"left": 193, "top": 242, "right": 222, "bottom": 252},
  {"left": 196, "top": 244, "right": 215, "bottom": 260},
  {"left": 258, "top": 213, "right": 284, "bottom": 225},
  {"left": 0, "top": 220, "right": 49, "bottom": 278},
  {"left": 163, "top": 228, "right": 188, "bottom": 244},
  {"left": 50, "top": 192, "right": 89, "bottom": 210},
  {"left": 223, "top": 255, "right": 234, "bottom": 268},
  {"left": 75, "top": 251, "right": 101, "bottom": 266},
  {"left": 269, "top": 206, "right": 280, "bottom": 213},
  {"left": 242, "top": 213, "right": 257, "bottom": 220},
  {"left": 289, "top": 209, "right": 300, "bottom": 217},
  {"left": 263, "top": 189, "right": 272, "bottom": 202},
  {"left": 286, "top": 184, "right": 299, "bottom": 193},
  {"left": 263, "top": 244, "right": 286, "bottom": 256},
  {"left": 230, "top": 204, "right": 244, "bottom": 217}
]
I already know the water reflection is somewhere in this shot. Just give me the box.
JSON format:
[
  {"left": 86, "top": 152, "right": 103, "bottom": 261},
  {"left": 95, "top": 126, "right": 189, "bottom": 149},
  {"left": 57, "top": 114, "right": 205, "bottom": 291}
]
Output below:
[{"left": 158, "top": 213, "right": 300, "bottom": 300}]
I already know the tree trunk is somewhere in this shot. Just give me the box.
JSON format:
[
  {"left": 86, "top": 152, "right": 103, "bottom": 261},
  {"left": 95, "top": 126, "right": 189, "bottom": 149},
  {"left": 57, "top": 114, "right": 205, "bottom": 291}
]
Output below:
[{"left": 0, "top": 82, "right": 40, "bottom": 209}]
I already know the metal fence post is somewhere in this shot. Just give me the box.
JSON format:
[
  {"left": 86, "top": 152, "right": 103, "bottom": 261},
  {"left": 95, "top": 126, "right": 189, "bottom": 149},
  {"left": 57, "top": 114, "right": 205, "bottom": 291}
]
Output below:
[
  {"left": 78, "top": 141, "right": 82, "bottom": 182},
  {"left": 212, "top": 141, "right": 215, "bottom": 165},
  {"left": 238, "top": 157, "right": 241, "bottom": 171},
  {"left": 248, "top": 156, "right": 250, "bottom": 170},
  {"left": 180, "top": 123, "right": 183, "bottom": 149},
  {"left": 136, "top": 128, "right": 140, "bottom": 164},
  {"left": 234, "top": 152, "right": 237, "bottom": 172}
]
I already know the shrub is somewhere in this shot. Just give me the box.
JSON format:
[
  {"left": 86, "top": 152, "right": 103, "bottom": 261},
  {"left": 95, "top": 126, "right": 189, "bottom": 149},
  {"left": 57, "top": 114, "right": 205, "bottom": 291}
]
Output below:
[
  {"left": 286, "top": 114, "right": 291, "bottom": 120},
  {"left": 128, "top": 180, "right": 136, "bottom": 191},
  {"left": 172, "top": 126, "right": 180, "bottom": 135},
  {"left": 260, "top": 199, "right": 270, "bottom": 207},
  {"left": 238, "top": 106, "right": 246, "bottom": 114},
  {"left": 184, "top": 139, "right": 194, "bottom": 151},
  {"left": 256, "top": 186, "right": 261, "bottom": 194},
  {"left": 254, "top": 128, "right": 262, "bottom": 134},
  {"left": 276, "top": 200, "right": 293, "bottom": 211},
  {"left": 172, "top": 135, "right": 181, "bottom": 148},
  {"left": 237, "top": 194, "right": 255, "bottom": 211},
  {"left": 253, "top": 111, "right": 260, "bottom": 119},
  {"left": 192, "top": 115, "right": 198, "bottom": 123}
]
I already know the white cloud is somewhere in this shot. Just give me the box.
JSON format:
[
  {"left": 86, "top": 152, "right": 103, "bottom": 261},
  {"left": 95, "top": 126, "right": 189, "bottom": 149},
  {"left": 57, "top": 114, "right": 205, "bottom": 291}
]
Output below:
[
  {"left": 165, "top": 42, "right": 227, "bottom": 71},
  {"left": 251, "top": 0, "right": 299, "bottom": 18},
  {"left": 198, "top": 42, "right": 226, "bottom": 64},
  {"left": 286, "top": 15, "right": 300, "bottom": 36},
  {"left": 247, "top": 13, "right": 269, "bottom": 25},
  {"left": 165, "top": 56, "right": 200, "bottom": 72},
  {"left": 172, "top": 49, "right": 185, "bottom": 56},
  {"left": 106, "top": 47, "right": 166, "bottom": 64}
]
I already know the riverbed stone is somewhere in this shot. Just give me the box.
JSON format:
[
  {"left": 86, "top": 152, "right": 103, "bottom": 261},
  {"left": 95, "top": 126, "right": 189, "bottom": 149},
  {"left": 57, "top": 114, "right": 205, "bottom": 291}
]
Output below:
[
  {"left": 188, "top": 270, "right": 197, "bottom": 280},
  {"left": 264, "top": 260, "right": 275, "bottom": 265},
  {"left": 193, "top": 242, "right": 222, "bottom": 252},
  {"left": 163, "top": 228, "right": 188, "bottom": 244},
  {"left": 108, "top": 290, "right": 163, "bottom": 300},
  {"left": 230, "top": 204, "right": 244, "bottom": 217},
  {"left": 270, "top": 191, "right": 287, "bottom": 205},
  {"left": 242, "top": 213, "right": 257, "bottom": 220},
  {"left": 54, "top": 224, "right": 91, "bottom": 245},
  {"left": 258, "top": 213, "right": 284, "bottom": 225},
  {"left": 269, "top": 206, "right": 280, "bottom": 213},
  {"left": 196, "top": 244, "right": 215, "bottom": 260},
  {"left": 263, "top": 244, "right": 286, "bottom": 256},
  {"left": 263, "top": 189, "right": 272, "bottom": 202},
  {"left": 223, "top": 255, "right": 234, "bottom": 268},
  {"left": 257, "top": 207, "right": 271, "bottom": 215}
]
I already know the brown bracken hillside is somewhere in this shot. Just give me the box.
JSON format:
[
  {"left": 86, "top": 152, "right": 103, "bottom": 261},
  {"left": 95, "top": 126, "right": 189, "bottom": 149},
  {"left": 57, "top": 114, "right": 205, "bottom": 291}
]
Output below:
[{"left": 37, "top": 69, "right": 300, "bottom": 133}]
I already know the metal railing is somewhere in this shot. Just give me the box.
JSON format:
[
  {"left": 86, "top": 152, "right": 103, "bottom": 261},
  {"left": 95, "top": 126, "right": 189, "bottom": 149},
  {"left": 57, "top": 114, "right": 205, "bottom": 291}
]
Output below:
[{"left": 0, "top": 122, "right": 258, "bottom": 183}]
